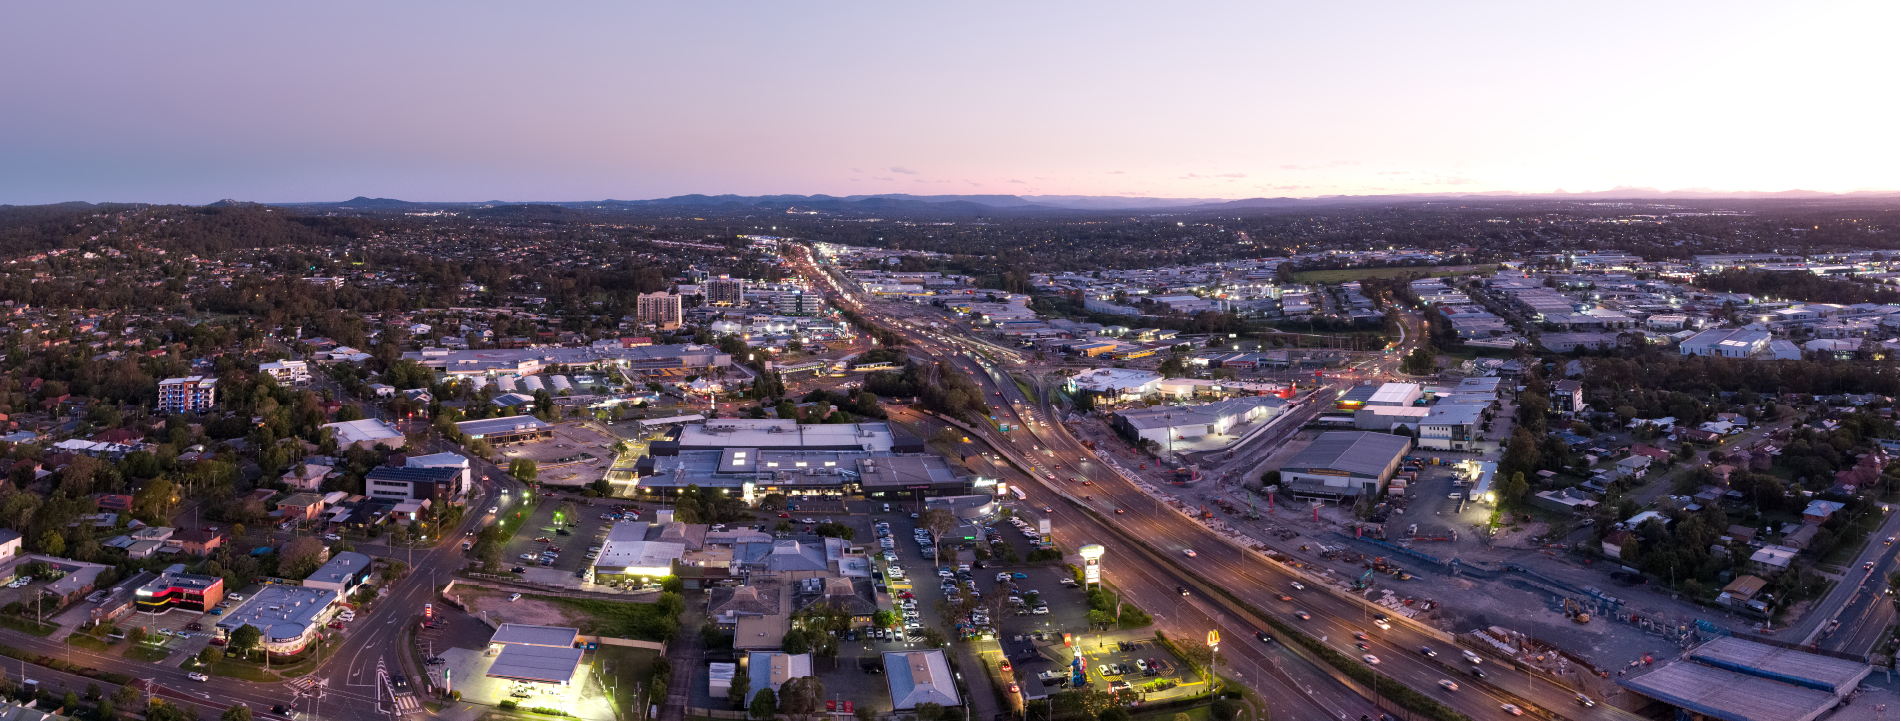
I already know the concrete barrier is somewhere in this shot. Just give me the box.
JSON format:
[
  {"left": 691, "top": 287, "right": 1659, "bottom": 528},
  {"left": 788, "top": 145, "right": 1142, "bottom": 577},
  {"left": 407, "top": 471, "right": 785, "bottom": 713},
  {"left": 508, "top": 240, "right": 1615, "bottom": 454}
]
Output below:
[{"left": 583, "top": 636, "right": 668, "bottom": 653}]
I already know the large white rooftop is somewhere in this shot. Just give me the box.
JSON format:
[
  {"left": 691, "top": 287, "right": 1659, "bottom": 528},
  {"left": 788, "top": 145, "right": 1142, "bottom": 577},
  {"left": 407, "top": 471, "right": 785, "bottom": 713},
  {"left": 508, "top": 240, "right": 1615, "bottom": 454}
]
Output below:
[{"left": 677, "top": 419, "right": 894, "bottom": 452}]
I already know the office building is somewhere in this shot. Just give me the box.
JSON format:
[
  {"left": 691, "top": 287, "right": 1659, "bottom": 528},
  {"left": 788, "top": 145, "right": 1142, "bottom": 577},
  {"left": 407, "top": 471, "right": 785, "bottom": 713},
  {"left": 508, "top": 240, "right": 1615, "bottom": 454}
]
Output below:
[{"left": 364, "top": 465, "right": 464, "bottom": 501}]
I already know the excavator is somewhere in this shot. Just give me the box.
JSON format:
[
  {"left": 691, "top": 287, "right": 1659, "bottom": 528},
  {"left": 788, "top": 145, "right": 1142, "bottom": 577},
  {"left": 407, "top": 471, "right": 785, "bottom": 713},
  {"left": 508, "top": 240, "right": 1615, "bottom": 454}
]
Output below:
[
  {"left": 1564, "top": 597, "right": 1591, "bottom": 624},
  {"left": 1352, "top": 569, "right": 1375, "bottom": 591}
]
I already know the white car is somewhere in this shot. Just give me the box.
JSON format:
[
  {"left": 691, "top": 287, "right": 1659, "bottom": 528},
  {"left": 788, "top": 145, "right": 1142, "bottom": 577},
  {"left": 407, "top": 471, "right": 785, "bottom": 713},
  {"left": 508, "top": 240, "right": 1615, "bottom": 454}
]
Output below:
[
  {"left": 188, "top": 672, "right": 209, "bottom": 682},
  {"left": 1182, "top": 549, "right": 1197, "bottom": 558},
  {"left": 228, "top": 594, "right": 246, "bottom": 601},
  {"left": 509, "top": 593, "right": 522, "bottom": 602}
]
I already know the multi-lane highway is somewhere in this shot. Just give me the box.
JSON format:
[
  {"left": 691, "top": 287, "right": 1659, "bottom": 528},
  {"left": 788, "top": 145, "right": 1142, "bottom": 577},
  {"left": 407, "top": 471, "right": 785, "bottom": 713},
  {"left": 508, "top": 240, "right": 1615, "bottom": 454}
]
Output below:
[
  {"left": 791, "top": 243, "right": 1638, "bottom": 720},
  {"left": 1814, "top": 514, "right": 1899, "bottom": 657}
]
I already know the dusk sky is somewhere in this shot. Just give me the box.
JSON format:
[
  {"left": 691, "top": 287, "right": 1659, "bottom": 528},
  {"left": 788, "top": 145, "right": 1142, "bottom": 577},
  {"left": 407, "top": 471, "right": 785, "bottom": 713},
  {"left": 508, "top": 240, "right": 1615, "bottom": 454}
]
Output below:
[{"left": 2, "top": 2, "right": 1893, "bottom": 205}]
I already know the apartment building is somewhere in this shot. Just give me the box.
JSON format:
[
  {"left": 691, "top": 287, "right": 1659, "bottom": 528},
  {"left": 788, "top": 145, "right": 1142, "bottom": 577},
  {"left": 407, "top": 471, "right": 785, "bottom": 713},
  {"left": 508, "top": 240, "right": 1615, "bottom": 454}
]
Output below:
[
  {"left": 707, "top": 278, "right": 746, "bottom": 306},
  {"left": 258, "top": 360, "right": 311, "bottom": 384},
  {"left": 157, "top": 376, "right": 217, "bottom": 413},
  {"left": 636, "top": 291, "right": 684, "bottom": 329}
]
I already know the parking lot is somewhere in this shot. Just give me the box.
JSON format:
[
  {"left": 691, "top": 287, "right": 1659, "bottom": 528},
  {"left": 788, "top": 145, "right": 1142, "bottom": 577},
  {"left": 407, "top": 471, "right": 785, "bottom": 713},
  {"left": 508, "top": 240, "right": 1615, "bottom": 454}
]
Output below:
[
  {"left": 499, "top": 499, "right": 633, "bottom": 581},
  {"left": 496, "top": 422, "right": 617, "bottom": 488}
]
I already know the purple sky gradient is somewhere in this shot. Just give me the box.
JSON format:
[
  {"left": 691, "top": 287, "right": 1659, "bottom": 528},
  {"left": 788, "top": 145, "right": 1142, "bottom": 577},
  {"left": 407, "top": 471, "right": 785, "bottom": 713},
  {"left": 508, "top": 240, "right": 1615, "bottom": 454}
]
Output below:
[{"left": 1, "top": 2, "right": 1893, "bottom": 204}]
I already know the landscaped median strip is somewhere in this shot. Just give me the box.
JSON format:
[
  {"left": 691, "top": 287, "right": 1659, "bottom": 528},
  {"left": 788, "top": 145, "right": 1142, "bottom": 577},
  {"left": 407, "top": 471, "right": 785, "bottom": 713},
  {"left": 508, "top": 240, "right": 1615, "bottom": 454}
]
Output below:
[{"left": 1070, "top": 504, "right": 1472, "bottom": 721}]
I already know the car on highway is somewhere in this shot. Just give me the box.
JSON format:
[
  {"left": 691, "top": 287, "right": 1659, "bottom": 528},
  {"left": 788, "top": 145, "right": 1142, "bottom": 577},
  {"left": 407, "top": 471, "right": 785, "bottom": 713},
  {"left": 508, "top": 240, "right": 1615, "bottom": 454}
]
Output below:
[
  {"left": 489, "top": 507, "right": 498, "bottom": 514},
  {"left": 1255, "top": 630, "right": 1272, "bottom": 643},
  {"left": 1276, "top": 593, "right": 1292, "bottom": 602},
  {"left": 1176, "top": 586, "right": 1191, "bottom": 596},
  {"left": 1500, "top": 704, "right": 1523, "bottom": 716},
  {"left": 1373, "top": 619, "right": 1391, "bottom": 630},
  {"left": 1362, "top": 654, "right": 1379, "bottom": 665},
  {"left": 188, "top": 672, "right": 209, "bottom": 682},
  {"left": 1437, "top": 680, "right": 1458, "bottom": 692},
  {"left": 1574, "top": 695, "right": 1595, "bottom": 707},
  {"left": 1114, "top": 509, "right": 1125, "bottom": 514},
  {"left": 1295, "top": 610, "right": 1310, "bottom": 620},
  {"left": 1419, "top": 646, "right": 1437, "bottom": 657},
  {"left": 1182, "top": 549, "right": 1196, "bottom": 557},
  {"left": 1289, "top": 581, "right": 1305, "bottom": 590}
]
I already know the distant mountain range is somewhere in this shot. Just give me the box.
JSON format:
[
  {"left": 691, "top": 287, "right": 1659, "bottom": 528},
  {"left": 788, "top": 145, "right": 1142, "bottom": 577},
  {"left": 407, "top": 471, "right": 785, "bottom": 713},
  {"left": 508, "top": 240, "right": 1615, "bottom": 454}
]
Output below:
[
  {"left": 257, "top": 188, "right": 1893, "bottom": 213},
  {"left": 12, "top": 188, "right": 1875, "bottom": 217}
]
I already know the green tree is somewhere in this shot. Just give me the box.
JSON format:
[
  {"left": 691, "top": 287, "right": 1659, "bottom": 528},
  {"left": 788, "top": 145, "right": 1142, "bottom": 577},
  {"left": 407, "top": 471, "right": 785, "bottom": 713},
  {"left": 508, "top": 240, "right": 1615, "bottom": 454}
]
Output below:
[
  {"left": 145, "top": 700, "right": 188, "bottom": 721},
  {"left": 227, "top": 624, "right": 264, "bottom": 657},
  {"left": 1499, "top": 471, "right": 1530, "bottom": 507},
  {"left": 749, "top": 688, "right": 777, "bottom": 720},
  {"left": 780, "top": 628, "right": 811, "bottom": 655},
  {"left": 221, "top": 704, "right": 252, "bottom": 721},
  {"left": 778, "top": 677, "right": 824, "bottom": 721},
  {"left": 38, "top": 530, "right": 65, "bottom": 556},
  {"left": 510, "top": 458, "right": 539, "bottom": 482},
  {"left": 727, "top": 666, "right": 752, "bottom": 711}
]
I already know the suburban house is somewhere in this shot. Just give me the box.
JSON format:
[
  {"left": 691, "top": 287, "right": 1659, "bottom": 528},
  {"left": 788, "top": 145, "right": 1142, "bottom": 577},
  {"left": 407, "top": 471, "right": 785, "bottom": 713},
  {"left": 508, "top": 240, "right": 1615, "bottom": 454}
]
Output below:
[
  {"left": 1602, "top": 529, "right": 1634, "bottom": 558},
  {"left": 172, "top": 528, "right": 226, "bottom": 556},
  {"left": 1614, "top": 455, "right": 1651, "bottom": 480}
]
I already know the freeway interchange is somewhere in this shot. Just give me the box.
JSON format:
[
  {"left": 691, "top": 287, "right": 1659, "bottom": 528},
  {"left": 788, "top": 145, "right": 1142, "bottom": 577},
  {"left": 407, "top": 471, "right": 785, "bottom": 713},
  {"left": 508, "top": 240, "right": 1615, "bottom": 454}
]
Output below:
[{"left": 791, "top": 244, "right": 1638, "bottom": 721}]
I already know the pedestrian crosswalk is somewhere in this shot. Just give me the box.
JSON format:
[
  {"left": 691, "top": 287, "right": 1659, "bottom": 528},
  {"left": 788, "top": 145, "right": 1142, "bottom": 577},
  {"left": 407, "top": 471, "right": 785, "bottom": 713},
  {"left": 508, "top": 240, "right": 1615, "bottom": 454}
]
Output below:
[
  {"left": 393, "top": 692, "right": 422, "bottom": 714},
  {"left": 288, "top": 677, "right": 320, "bottom": 692}
]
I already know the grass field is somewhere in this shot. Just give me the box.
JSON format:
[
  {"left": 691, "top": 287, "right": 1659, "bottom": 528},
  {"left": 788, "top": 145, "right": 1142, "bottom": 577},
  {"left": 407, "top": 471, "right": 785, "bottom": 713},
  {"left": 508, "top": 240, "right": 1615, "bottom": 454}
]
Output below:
[
  {"left": 1291, "top": 264, "right": 1498, "bottom": 285},
  {"left": 0, "top": 617, "right": 58, "bottom": 637},
  {"left": 124, "top": 645, "right": 173, "bottom": 663},
  {"left": 211, "top": 659, "right": 277, "bottom": 681},
  {"left": 596, "top": 645, "right": 662, "bottom": 719},
  {"left": 64, "top": 634, "right": 111, "bottom": 652},
  {"left": 1130, "top": 703, "right": 1213, "bottom": 721}
]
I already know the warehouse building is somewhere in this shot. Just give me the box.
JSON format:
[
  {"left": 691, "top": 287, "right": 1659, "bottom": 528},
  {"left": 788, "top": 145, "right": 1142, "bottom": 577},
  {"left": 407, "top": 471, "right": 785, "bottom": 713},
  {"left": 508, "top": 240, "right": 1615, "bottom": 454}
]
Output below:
[{"left": 1276, "top": 431, "right": 1411, "bottom": 503}]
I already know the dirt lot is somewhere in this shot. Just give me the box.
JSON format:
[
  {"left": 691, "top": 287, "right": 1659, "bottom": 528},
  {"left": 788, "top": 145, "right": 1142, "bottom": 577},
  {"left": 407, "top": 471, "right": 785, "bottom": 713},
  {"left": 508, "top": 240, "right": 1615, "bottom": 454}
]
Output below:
[{"left": 458, "top": 586, "right": 593, "bottom": 628}]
